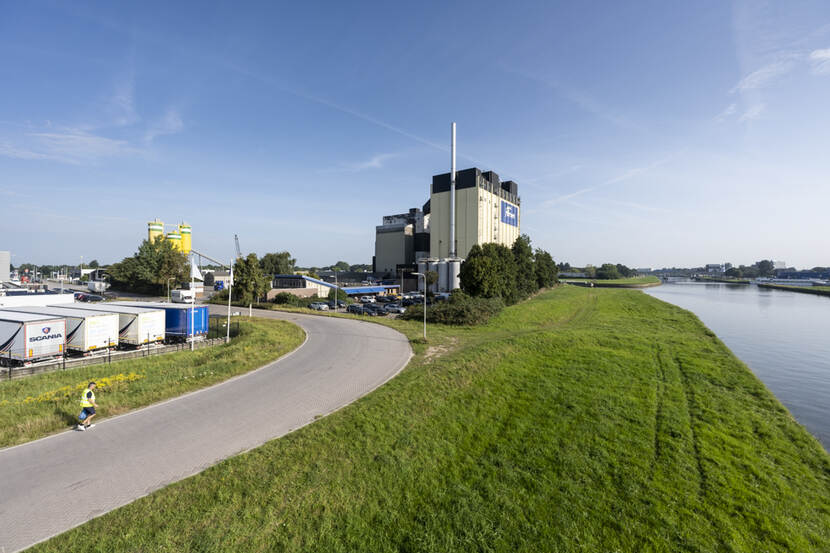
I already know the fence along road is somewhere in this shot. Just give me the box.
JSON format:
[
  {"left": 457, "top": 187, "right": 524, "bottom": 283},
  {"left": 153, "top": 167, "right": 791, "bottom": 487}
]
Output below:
[{"left": 0, "top": 308, "right": 412, "bottom": 553}]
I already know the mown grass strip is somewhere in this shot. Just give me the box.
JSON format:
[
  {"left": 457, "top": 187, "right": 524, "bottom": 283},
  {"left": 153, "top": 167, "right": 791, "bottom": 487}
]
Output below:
[
  {"left": 0, "top": 318, "right": 305, "bottom": 449},
  {"left": 30, "top": 287, "right": 830, "bottom": 552}
]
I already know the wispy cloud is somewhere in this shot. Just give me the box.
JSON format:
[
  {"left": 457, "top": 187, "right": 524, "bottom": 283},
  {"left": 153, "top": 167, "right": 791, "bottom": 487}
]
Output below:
[
  {"left": 349, "top": 153, "right": 397, "bottom": 170},
  {"left": 809, "top": 48, "right": 830, "bottom": 74},
  {"left": 144, "top": 109, "right": 184, "bottom": 142},
  {"left": 107, "top": 71, "right": 139, "bottom": 127},
  {"left": 0, "top": 128, "right": 138, "bottom": 164},
  {"left": 504, "top": 66, "right": 641, "bottom": 131},
  {"left": 738, "top": 103, "right": 765, "bottom": 121},
  {"left": 541, "top": 157, "right": 672, "bottom": 208},
  {"left": 714, "top": 103, "right": 737, "bottom": 123},
  {"left": 731, "top": 55, "right": 799, "bottom": 92},
  {"left": 319, "top": 152, "right": 400, "bottom": 173}
]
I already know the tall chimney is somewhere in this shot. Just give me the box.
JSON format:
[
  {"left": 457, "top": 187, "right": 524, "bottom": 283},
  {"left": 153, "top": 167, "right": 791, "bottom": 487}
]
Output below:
[{"left": 449, "top": 122, "right": 456, "bottom": 258}]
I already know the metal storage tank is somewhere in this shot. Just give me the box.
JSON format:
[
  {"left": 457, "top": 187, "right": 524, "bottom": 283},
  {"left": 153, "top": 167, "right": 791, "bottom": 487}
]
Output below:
[
  {"left": 166, "top": 232, "right": 182, "bottom": 251},
  {"left": 448, "top": 259, "right": 461, "bottom": 291},
  {"left": 148, "top": 220, "right": 164, "bottom": 243},
  {"left": 178, "top": 223, "right": 192, "bottom": 254},
  {"left": 417, "top": 261, "right": 427, "bottom": 291},
  {"left": 427, "top": 261, "right": 439, "bottom": 293},
  {"left": 437, "top": 260, "right": 449, "bottom": 292}
]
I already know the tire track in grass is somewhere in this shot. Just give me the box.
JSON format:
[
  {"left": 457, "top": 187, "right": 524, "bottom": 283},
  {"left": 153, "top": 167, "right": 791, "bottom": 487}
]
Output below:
[{"left": 674, "top": 354, "right": 707, "bottom": 500}]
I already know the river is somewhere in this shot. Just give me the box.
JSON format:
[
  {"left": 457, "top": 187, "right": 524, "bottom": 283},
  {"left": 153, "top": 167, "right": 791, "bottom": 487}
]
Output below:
[{"left": 645, "top": 280, "right": 830, "bottom": 450}]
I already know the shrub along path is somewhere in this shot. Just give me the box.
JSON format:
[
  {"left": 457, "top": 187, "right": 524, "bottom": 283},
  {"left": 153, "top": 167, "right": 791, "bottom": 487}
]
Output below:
[{"left": 26, "top": 288, "right": 830, "bottom": 552}]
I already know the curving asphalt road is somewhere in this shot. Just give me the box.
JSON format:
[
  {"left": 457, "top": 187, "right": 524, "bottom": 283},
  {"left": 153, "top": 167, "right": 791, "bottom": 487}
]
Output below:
[{"left": 0, "top": 308, "right": 411, "bottom": 553}]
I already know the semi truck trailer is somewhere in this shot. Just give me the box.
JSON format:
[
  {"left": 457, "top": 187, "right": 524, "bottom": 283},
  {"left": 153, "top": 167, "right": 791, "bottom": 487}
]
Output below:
[
  {"left": 0, "top": 311, "right": 66, "bottom": 366},
  {"left": 59, "top": 303, "right": 165, "bottom": 346},
  {"left": 111, "top": 301, "right": 209, "bottom": 340},
  {"left": 5, "top": 306, "right": 118, "bottom": 353}
]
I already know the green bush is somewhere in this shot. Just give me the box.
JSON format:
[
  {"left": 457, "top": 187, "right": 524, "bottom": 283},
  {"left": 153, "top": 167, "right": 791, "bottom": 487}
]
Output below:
[
  {"left": 271, "top": 292, "right": 318, "bottom": 307},
  {"left": 401, "top": 291, "right": 504, "bottom": 326}
]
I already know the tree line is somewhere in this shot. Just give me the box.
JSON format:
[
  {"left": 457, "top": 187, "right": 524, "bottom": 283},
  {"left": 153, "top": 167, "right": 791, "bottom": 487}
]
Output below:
[{"left": 459, "top": 234, "right": 558, "bottom": 305}]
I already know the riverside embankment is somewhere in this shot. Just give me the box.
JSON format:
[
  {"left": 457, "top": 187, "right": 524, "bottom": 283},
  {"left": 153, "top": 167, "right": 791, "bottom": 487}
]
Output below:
[
  {"left": 646, "top": 280, "right": 830, "bottom": 448},
  {"left": 29, "top": 287, "right": 830, "bottom": 553}
]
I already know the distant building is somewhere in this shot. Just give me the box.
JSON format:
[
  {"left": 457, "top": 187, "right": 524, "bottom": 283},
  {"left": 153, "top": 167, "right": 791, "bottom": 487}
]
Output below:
[
  {"left": 705, "top": 264, "right": 724, "bottom": 274},
  {"left": 635, "top": 268, "right": 653, "bottom": 274},
  {"left": 773, "top": 260, "right": 787, "bottom": 270},
  {"left": 373, "top": 208, "right": 427, "bottom": 276},
  {"left": 0, "top": 251, "right": 9, "bottom": 283}
]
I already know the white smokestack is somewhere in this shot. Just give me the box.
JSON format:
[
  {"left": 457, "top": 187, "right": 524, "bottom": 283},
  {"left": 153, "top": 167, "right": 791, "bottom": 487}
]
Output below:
[{"left": 450, "top": 122, "right": 456, "bottom": 258}]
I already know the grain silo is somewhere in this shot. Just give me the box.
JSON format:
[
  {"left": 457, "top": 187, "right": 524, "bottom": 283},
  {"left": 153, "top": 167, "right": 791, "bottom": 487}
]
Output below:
[
  {"left": 166, "top": 231, "right": 182, "bottom": 251},
  {"left": 148, "top": 220, "right": 164, "bottom": 243},
  {"left": 178, "top": 223, "right": 192, "bottom": 254}
]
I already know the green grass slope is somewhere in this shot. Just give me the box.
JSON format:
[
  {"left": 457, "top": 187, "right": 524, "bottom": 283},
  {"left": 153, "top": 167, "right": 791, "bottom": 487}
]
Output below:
[
  {"left": 0, "top": 318, "right": 305, "bottom": 448},
  {"left": 31, "top": 287, "right": 830, "bottom": 552}
]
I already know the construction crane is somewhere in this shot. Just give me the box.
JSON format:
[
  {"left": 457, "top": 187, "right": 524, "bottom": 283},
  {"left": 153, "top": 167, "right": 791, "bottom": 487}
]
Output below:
[{"left": 234, "top": 234, "right": 242, "bottom": 260}]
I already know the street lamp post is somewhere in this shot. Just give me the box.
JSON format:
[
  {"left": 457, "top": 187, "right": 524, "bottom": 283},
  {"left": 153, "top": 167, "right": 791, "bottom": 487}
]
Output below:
[
  {"left": 166, "top": 278, "right": 174, "bottom": 303},
  {"left": 412, "top": 272, "right": 427, "bottom": 340},
  {"left": 333, "top": 269, "right": 338, "bottom": 313}
]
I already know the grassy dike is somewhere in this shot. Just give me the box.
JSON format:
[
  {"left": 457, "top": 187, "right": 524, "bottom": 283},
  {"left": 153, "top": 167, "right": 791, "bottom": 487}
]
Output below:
[
  {"left": 31, "top": 287, "right": 830, "bottom": 552},
  {"left": 758, "top": 283, "right": 830, "bottom": 297},
  {"left": 0, "top": 318, "right": 305, "bottom": 449}
]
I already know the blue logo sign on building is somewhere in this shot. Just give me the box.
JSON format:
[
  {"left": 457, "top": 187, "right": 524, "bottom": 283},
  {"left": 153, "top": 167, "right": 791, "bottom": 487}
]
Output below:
[{"left": 501, "top": 201, "right": 518, "bottom": 227}]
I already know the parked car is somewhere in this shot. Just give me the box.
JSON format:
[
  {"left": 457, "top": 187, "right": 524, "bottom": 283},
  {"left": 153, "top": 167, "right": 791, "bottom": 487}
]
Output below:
[
  {"left": 308, "top": 302, "right": 329, "bottom": 311},
  {"left": 327, "top": 300, "right": 347, "bottom": 309},
  {"left": 365, "top": 303, "right": 389, "bottom": 315},
  {"left": 359, "top": 296, "right": 376, "bottom": 303},
  {"left": 385, "top": 303, "right": 406, "bottom": 314},
  {"left": 346, "top": 304, "right": 365, "bottom": 314},
  {"left": 376, "top": 296, "right": 394, "bottom": 303}
]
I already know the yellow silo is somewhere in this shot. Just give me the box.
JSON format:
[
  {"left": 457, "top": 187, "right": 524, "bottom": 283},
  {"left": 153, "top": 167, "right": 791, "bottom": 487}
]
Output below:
[
  {"left": 178, "top": 223, "right": 192, "bottom": 254},
  {"left": 148, "top": 220, "right": 164, "bottom": 243},
  {"left": 166, "top": 231, "right": 182, "bottom": 251}
]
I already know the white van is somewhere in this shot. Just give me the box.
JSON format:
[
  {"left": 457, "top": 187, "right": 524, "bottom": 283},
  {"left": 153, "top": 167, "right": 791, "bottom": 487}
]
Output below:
[{"left": 171, "top": 289, "right": 195, "bottom": 303}]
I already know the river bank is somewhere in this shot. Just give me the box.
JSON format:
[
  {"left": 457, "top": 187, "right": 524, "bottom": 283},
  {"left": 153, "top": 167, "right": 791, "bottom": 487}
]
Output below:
[
  {"left": 757, "top": 282, "right": 830, "bottom": 296},
  {"left": 562, "top": 276, "right": 661, "bottom": 288},
  {"left": 32, "top": 287, "right": 830, "bottom": 552},
  {"left": 693, "top": 276, "right": 750, "bottom": 284}
]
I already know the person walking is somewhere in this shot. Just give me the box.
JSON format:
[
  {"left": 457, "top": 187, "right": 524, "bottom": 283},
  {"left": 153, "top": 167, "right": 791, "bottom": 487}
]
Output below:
[{"left": 77, "top": 382, "right": 97, "bottom": 430}]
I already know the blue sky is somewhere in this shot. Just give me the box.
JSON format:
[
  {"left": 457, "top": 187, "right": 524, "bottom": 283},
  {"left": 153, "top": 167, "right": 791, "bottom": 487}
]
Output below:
[{"left": 2, "top": 1, "right": 829, "bottom": 269}]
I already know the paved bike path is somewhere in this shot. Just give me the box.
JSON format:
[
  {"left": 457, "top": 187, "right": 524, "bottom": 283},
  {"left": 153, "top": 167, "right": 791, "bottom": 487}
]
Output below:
[{"left": 0, "top": 310, "right": 411, "bottom": 553}]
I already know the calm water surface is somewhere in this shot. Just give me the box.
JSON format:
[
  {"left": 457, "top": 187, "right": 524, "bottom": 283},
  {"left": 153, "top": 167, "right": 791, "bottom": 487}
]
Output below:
[{"left": 645, "top": 281, "right": 830, "bottom": 449}]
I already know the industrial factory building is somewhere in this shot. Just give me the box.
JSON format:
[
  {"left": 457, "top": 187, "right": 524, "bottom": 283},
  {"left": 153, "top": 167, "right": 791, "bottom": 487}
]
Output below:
[
  {"left": 373, "top": 124, "right": 520, "bottom": 292},
  {"left": 429, "top": 168, "right": 520, "bottom": 259},
  {"left": 374, "top": 173, "right": 520, "bottom": 292}
]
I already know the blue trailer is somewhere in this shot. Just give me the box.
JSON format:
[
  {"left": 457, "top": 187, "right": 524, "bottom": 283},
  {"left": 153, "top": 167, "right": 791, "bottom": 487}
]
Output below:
[{"left": 110, "top": 302, "right": 209, "bottom": 340}]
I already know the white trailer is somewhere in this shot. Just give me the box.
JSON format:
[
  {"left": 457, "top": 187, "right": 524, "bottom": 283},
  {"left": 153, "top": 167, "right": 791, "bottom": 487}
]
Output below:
[
  {"left": 58, "top": 304, "right": 165, "bottom": 346},
  {"left": 4, "top": 306, "right": 118, "bottom": 353},
  {"left": 0, "top": 311, "right": 66, "bottom": 365}
]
